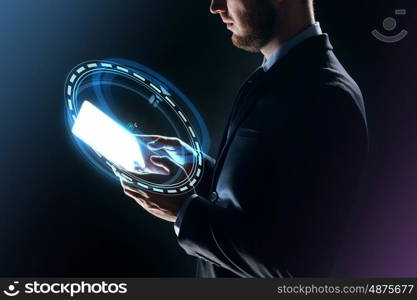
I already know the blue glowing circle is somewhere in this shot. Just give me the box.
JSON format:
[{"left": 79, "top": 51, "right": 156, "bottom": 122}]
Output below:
[{"left": 64, "top": 59, "right": 210, "bottom": 195}]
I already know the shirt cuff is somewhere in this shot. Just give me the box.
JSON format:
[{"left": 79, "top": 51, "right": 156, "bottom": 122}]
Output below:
[{"left": 174, "top": 194, "right": 199, "bottom": 236}]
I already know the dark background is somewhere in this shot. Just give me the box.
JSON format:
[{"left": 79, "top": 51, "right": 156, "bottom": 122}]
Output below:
[{"left": 0, "top": 0, "right": 416, "bottom": 277}]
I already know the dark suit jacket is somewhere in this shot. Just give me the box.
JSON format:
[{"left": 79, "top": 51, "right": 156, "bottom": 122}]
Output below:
[{"left": 177, "top": 34, "right": 369, "bottom": 277}]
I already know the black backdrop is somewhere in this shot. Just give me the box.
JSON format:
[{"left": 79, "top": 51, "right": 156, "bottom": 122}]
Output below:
[{"left": 0, "top": 0, "right": 416, "bottom": 277}]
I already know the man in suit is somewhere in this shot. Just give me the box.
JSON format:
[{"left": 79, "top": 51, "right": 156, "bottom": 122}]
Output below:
[{"left": 121, "top": 0, "right": 368, "bottom": 277}]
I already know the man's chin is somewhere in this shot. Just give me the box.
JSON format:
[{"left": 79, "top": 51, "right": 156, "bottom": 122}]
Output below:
[{"left": 231, "top": 34, "right": 262, "bottom": 53}]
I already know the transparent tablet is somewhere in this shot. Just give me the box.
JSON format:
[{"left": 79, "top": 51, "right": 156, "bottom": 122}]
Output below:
[{"left": 72, "top": 101, "right": 145, "bottom": 173}]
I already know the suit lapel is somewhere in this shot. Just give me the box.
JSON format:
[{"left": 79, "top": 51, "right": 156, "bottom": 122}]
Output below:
[
  {"left": 209, "top": 72, "right": 273, "bottom": 193},
  {"left": 213, "top": 68, "right": 265, "bottom": 160}
]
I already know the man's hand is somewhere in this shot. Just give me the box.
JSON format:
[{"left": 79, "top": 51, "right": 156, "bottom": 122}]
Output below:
[
  {"left": 121, "top": 179, "right": 195, "bottom": 222},
  {"left": 131, "top": 135, "right": 196, "bottom": 176},
  {"left": 119, "top": 135, "right": 197, "bottom": 222}
]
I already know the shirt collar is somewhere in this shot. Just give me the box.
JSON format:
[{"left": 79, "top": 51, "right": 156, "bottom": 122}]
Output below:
[{"left": 261, "top": 22, "right": 323, "bottom": 72}]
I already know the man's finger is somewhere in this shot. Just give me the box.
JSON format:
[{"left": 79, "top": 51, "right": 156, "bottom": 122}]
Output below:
[
  {"left": 123, "top": 189, "right": 161, "bottom": 211},
  {"left": 134, "top": 134, "right": 160, "bottom": 144},
  {"left": 123, "top": 189, "right": 147, "bottom": 206},
  {"left": 135, "top": 134, "right": 180, "bottom": 146},
  {"left": 121, "top": 179, "right": 150, "bottom": 199},
  {"left": 123, "top": 187, "right": 150, "bottom": 200},
  {"left": 147, "top": 136, "right": 181, "bottom": 150},
  {"left": 150, "top": 155, "right": 184, "bottom": 175},
  {"left": 149, "top": 156, "right": 171, "bottom": 175}
]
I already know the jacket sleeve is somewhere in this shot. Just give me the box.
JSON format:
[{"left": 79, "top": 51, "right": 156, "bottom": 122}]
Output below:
[
  {"left": 176, "top": 86, "right": 369, "bottom": 277},
  {"left": 174, "top": 153, "right": 216, "bottom": 236}
]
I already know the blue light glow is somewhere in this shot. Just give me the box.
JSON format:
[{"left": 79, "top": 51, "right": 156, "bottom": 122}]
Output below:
[{"left": 64, "top": 59, "right": 209, "bottom": 195}]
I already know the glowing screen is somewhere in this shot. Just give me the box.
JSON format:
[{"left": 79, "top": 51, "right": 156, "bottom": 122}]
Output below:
[{"left": 72, "top": 101, "right": 145, "bottom": 173}]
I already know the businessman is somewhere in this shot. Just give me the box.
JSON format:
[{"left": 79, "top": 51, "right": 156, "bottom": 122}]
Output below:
[{"left": 122, "top": 0, "right": 369, "bottom": 277}]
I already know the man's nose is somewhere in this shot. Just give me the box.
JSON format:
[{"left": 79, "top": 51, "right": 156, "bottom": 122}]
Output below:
[{"left": 209, "top": 0, "right": 227, "bottom": 14}]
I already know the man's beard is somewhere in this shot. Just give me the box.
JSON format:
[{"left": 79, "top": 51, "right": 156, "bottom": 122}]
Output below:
[{"left": 231, "top": 2, "right": 275, "bottom": 53}]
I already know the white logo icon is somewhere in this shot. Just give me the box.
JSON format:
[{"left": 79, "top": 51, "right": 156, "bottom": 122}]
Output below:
[
  {"left": 372, "top": 9, "right": 408, "bottom": 43},
  {"left": 3, "top": 281, "right": 20, "bottom": 297}
]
